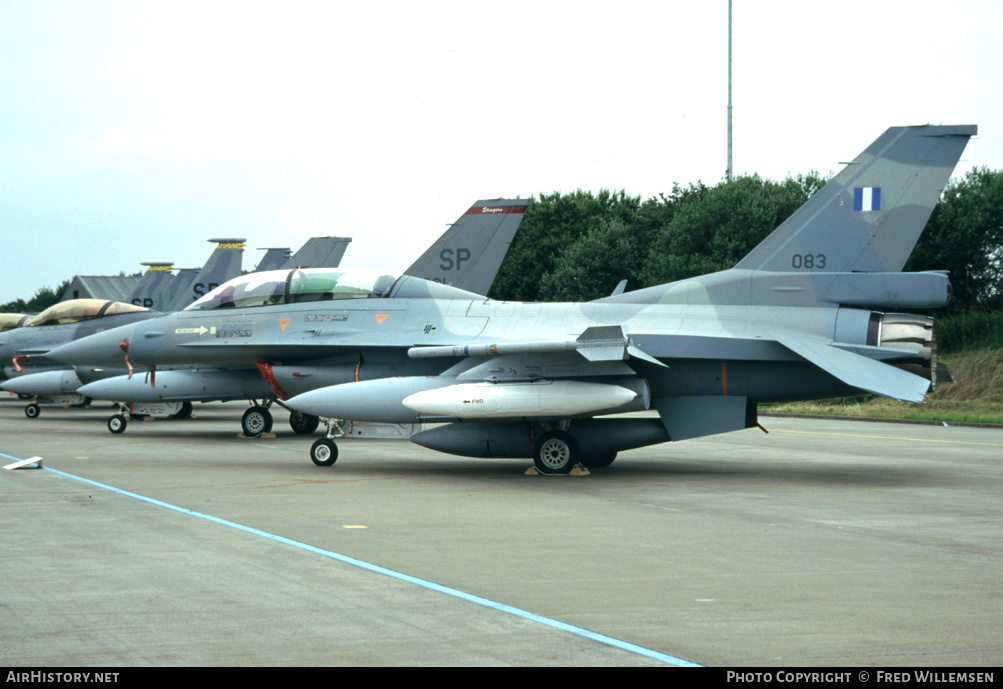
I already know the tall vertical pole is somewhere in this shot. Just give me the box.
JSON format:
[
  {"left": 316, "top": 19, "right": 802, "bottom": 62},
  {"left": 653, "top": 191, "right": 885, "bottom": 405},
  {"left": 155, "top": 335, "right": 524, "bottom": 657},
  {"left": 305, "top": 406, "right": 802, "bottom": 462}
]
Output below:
[{"left": 727, "top": 0, "right": 733, "bottom": 182}]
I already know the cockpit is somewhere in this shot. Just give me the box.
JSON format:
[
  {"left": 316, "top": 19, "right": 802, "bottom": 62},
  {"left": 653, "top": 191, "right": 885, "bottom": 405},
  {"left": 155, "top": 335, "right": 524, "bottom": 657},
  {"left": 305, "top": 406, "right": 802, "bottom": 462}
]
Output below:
[
  {"left": 185, "top": 269, "right": 399, "bottom": 312},
  {"left": 24, "top": 300, "right": 149, "bottom": 327}
]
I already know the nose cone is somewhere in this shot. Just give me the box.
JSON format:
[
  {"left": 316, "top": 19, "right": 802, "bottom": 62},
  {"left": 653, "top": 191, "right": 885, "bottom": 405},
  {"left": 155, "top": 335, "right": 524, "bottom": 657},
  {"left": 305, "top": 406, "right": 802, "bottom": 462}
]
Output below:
[{"left": 46, "top": 324, "right": 137, "bottom": 367}]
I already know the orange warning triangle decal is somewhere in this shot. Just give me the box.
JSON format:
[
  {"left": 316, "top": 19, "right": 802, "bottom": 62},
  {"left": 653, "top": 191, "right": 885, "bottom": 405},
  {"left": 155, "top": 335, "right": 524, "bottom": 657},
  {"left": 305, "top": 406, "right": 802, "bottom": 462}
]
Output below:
[
  {"left": 278, "top": 318, "right": 291, "bottom": 330},
  {"left": 375, "top": 313, "right": 388, "bottom": 324}
]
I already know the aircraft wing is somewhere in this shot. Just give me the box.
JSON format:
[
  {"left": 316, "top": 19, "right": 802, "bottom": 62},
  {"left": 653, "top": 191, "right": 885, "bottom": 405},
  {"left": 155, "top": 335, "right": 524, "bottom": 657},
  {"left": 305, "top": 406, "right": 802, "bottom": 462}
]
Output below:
[{"left": 771, "top": 331, "right": 930, "bottom": 403}]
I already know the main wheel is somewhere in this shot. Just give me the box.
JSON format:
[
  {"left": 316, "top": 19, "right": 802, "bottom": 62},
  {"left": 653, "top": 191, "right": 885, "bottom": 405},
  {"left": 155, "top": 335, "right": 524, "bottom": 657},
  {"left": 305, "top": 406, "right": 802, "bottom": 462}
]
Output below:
[
  {"left": 172, "top": 401, "right": 194, "bottom": 419},
  {"left": 24, "top": 403, "right": 40, "bottom": 419},
  {"left": 289, "top": 410, "right": 320, "bottom": 435},
  {"left": 310, "top": 438, "right": 339, "bottom": 466},
  {"left": 241, "top": 406, "right": 273, "bottom": 437},
  {"left": 108, "top": 414, "right": 127, "bottom": 434},
  {"left": 533, "top": 430, "right": 579, "bottom": 474}
]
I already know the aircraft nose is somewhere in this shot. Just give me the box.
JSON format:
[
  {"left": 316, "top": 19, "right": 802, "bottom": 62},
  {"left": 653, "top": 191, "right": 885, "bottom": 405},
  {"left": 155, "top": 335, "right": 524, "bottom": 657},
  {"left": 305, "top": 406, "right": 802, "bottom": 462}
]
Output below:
[{"left": 47, "top": 325, "right": 137, "bottom": 367}]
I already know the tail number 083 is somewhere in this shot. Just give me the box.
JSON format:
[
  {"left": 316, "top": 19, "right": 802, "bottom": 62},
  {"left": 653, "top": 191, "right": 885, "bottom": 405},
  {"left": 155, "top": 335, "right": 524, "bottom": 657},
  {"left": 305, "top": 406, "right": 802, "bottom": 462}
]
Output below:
[{"left": 791, "top": 254, "right": 826, "bottom": 269}]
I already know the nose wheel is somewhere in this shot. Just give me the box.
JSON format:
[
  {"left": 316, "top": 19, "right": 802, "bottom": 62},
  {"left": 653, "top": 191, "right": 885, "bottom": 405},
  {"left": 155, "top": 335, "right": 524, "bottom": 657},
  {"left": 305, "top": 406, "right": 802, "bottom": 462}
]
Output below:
[{"left": 310, "top": 438, "right": 338, "bottom": 466}]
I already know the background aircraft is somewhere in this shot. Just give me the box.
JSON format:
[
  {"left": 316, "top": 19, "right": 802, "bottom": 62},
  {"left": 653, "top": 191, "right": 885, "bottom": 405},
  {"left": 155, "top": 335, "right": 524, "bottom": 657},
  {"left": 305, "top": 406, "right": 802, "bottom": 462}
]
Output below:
[
  {"left": 63, "top": 199, "right": 529, "bottom": 435},
  {"left": 0, "top": 236, "right": 355, "bottom": 417},
  {"left": 0, "top": 238, "right": 247, "bottom": 414},
  {"left": 47, "top": 126, "right": 975, "bottom": 473}
]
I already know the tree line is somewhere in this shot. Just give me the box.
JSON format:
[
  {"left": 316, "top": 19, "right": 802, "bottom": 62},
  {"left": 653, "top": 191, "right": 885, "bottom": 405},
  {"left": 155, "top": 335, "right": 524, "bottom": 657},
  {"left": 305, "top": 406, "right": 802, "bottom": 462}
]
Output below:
[{"left": 488, "top": 167, "right": 1003, "bottom": 320}]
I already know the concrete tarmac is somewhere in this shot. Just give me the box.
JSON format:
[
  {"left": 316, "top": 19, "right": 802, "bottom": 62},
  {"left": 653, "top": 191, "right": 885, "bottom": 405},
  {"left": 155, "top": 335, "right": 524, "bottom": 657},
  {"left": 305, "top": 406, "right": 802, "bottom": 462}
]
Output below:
[{"left": 1, "top": 398, "right": 1000, "bottom": 667}]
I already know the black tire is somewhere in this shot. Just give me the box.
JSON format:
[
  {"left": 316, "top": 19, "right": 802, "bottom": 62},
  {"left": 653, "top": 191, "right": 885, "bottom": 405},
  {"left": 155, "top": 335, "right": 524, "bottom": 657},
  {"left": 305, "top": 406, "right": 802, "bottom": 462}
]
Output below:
[
  {"left": 582, "top": 453, "right": 617, "bottom": 468},
  {"left": 108, "top": 414, "right": 127, "bottom": 434},
  {"left": 172, "top": 401, "right": 194, "bottom": 419},
  {"left": 24, "top": 404, "right": 40, "bottom": 419},
  {"left": 289, "top": 410, "right": 321, "bottom": 435},
  {"left": 533, "top": 430, "right": 579, "bottom": 474},
  {"left": 241, "top": 406, "right": 273, "bottom": 437},
  {"left": 310, "top": 438, "right": 339, "bottom": 466}
]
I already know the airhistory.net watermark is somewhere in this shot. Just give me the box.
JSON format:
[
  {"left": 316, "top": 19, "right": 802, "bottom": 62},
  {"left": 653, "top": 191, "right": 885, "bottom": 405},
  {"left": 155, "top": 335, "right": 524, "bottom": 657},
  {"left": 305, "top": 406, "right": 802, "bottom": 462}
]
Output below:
[{"left": 6, "top": 673, "right": 119, "bottom": 684}]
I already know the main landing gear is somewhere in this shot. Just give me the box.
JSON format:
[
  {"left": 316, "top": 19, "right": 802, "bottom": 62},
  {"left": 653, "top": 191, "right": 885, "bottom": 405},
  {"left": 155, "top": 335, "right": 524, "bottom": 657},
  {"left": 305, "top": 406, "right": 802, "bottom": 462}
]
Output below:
[
  {"left": 304, "top": 420, "right": 616, "bottom": 473},
  {"left": 533, "top": 430, "right": 580, "bottom": 474},
  {"left": 241, "top": 404, "right": 320, "bottom": 437},
  {"left": 241, "top": 405, "right": 273, "bottom": 437},
  {"left": 532, "top": 422, "right": 620, "bottom": 473}
]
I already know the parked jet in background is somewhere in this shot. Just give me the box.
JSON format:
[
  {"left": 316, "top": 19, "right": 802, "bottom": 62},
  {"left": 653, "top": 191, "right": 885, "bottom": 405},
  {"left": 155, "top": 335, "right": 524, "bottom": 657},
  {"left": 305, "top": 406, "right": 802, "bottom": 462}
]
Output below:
[
  {"left": 61, "top": 199, "right": 529, "bottom": 435},
  {"left": 47, "top": 126, "right": 975, "bottom": 473},
  {"left": 127, "top": 263, "right": 175, "bottom": 310},
  {"left": 0, "top": 237, "right": 354, "bottom": 417},
  {"left": 0, "top": 238, "right": 247, "bottom": 414}
]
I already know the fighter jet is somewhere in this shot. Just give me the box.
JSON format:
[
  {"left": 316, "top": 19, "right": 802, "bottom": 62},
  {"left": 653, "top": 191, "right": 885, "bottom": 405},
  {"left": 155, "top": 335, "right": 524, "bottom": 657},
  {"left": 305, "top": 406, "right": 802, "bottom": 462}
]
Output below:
[
  {"left": 48, "top": 126, "right": 974, "bottom": 472},
  {"left": 61, "top": 199, "right": 530, "bottom": 435},
  {"left": 0, "top": 238, "right": 248, "bottom": 415}
]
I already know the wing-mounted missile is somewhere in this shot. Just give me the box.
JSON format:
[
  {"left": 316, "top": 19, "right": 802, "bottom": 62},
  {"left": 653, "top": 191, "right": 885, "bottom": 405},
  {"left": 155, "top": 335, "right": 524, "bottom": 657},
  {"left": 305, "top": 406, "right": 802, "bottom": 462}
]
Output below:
[{"left": 408, "top": 325, "right": 666, "bottom": 370}]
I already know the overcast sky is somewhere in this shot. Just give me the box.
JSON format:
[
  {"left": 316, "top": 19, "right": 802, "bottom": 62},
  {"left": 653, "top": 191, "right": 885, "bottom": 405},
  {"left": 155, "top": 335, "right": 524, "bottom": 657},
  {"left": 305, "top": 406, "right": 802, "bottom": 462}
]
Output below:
[{"left": 1, "top": 0, "right": 1000, "bottom": 306}]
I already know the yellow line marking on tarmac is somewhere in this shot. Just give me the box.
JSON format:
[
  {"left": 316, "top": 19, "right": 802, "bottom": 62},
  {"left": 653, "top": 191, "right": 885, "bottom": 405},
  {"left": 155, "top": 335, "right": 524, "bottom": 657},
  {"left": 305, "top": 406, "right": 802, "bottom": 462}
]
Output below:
[{"left": 774, "top": 429, "right": 1003, "bottom": 447}]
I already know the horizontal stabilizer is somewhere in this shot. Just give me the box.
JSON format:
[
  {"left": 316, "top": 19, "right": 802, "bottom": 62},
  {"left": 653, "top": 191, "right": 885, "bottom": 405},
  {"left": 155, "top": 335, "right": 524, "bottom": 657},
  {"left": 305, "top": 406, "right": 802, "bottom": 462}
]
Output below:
[{"left": 774, "top": 333, "right": 930, "bottom": 403}]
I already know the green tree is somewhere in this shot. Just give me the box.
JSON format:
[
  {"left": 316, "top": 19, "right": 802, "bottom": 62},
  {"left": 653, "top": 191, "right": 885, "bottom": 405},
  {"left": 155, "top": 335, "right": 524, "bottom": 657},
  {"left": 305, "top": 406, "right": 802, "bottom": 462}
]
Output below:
[
  {"left": 641, "top": 173, "right": 827, "bottom": 286},
  {"left": 1, "top": 280, "right": 69, "bottom": 314},
  {"left": 538, "top": 217, "right": 646, "bottom": 301},
  {"left": 906, "top": 167, "right": 1003, "bottom": 313},
  {"left": 489, "top": 189, "right": 641, "bottom": 302}
]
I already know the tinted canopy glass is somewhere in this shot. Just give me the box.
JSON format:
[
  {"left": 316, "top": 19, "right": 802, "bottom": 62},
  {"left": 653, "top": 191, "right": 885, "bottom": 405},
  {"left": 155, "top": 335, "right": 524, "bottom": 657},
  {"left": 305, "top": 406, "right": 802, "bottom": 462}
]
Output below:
[{"left": 185, "top": 269, "right": 398, "bottom": 311}]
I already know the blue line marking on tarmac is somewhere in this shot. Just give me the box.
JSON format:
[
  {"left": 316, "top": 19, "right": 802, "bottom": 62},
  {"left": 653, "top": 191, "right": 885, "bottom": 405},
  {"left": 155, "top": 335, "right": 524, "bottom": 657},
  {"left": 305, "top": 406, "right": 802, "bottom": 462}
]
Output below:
[{"left": 2, "top": 451, "right": 701, "bottom": 667}]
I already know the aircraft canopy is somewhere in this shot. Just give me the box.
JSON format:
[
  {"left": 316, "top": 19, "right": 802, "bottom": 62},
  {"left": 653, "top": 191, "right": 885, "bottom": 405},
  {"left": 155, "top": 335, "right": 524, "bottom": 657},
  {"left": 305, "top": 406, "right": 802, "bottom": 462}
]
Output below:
[
  {"left": 186, "top": 269, "right": 398, "bottom": 311},
  {"left": 0, "top": 313, "right": 29, "bottom": 332},
  {"left": 25, "top": 300, "right": 149, "bottom": 327}
]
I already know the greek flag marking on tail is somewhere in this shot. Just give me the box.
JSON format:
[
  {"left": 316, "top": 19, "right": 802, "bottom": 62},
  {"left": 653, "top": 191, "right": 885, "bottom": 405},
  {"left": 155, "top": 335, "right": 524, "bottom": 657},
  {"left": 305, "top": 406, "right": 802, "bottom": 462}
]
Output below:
[{"left": 854, "top": 187, "right": 881, "bottom": 211}]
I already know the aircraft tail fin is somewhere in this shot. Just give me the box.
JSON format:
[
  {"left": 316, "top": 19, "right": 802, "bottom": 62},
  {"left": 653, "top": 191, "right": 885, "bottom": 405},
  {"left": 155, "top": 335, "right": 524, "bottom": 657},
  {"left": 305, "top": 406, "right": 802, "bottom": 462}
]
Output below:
[
  {"left": 734, "top": 125, "right": 977, "bottom": 273},
  {"left": 404, "top": 198, "right": 530, "bottom": 296},
  {"left": 167, "top": 238, "right": 245, "bottom": 311},
  {"left": 126, "top": 262, "right": 174, "bottom": 310},
  {"left": 281, "top": 237, "right": 352, "bottom": 269},
  {"left": 254, "top": 247, "right": 292, "bottom": 272}
]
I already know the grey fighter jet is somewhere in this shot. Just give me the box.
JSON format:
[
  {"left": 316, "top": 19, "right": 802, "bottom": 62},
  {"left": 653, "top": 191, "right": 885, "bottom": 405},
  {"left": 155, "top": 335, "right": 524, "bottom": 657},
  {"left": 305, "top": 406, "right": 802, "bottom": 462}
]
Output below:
[
  {"left": 60, "top": 199, "right": 529, "bottom": 434},
  {"left": 48, "top": 126, "right": 975, "bottom": 472}
]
